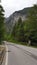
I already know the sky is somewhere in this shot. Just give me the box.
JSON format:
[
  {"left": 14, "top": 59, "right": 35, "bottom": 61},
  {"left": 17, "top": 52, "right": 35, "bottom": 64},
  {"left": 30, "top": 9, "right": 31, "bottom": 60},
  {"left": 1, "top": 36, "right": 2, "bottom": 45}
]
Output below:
[{"left": 0, "top": 0, "right": 37, "bottom": 17}]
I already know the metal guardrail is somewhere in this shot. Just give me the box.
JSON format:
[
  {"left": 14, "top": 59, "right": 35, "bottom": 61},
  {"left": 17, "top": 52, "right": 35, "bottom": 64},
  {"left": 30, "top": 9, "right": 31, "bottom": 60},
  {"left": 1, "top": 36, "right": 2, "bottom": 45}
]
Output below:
[{"left": 0, "top": 47, "right": 6, "bottom": 65}]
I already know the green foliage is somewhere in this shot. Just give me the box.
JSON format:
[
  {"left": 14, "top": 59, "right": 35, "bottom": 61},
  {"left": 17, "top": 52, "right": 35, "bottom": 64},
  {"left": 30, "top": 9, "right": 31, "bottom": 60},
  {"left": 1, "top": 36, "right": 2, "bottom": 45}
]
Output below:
[
  {"left": 24, "top": 4, "right": 37, "bottom": 45},
  {"left": 12, "top": 17, "right": 25, "bottom": 42},
  {"left": 30, "top": 5, "right": 37, "bottom": 40},
  {"left": 11, "top": 4, "right": 37, "bottom": 46},
  {"left": 0, "top": 5, "right": 5, "bottom": 44}
]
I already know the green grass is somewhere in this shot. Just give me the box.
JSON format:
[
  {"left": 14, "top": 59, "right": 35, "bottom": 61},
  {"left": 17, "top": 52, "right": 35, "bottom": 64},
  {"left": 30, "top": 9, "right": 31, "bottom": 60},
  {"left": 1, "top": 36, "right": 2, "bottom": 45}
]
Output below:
[{"left": 5, "top": 35, "right": 37, "bottom": 48}]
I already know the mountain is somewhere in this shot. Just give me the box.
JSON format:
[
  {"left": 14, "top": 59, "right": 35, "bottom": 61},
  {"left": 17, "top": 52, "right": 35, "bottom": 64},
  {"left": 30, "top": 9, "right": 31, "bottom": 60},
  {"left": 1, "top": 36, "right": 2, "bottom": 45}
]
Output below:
[{"left": 5, "top": 7, "right": 31, "bottom": 33}]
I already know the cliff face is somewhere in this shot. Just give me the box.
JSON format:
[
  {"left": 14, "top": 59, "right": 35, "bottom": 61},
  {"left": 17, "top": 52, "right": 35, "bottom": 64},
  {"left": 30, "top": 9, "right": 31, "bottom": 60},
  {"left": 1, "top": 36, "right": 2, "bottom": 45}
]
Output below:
[{"left": 5, "top": 7, "right": 31, "bottom": 33}]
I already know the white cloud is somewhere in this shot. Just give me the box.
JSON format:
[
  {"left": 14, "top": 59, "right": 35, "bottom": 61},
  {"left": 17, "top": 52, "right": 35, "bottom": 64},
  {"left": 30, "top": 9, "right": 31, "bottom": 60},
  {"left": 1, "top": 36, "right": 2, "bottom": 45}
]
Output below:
[{"left": 1, "top": 0, "right": 37, "bottom": 17}]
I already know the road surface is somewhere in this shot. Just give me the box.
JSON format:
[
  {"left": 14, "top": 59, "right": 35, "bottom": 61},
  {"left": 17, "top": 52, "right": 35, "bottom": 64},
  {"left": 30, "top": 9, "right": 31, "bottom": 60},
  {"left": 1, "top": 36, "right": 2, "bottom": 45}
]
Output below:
[{"left": 5, "top": 42, "right": 37, "bottom": 65}]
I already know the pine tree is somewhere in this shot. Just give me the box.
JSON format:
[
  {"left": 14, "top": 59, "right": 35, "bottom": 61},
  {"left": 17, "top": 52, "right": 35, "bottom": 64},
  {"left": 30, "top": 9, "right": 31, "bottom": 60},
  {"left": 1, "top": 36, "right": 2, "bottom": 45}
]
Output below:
[
  {"left": 0, "top": 5, "right": 5, "bottom": 44},
  {"left": 24, "top": 4, "right": 37, "bottom": 45}
]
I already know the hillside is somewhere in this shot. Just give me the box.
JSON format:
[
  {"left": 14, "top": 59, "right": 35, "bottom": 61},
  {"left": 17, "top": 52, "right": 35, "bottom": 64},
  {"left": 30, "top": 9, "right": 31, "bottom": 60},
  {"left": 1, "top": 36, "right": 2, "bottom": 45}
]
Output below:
[{"left": 5, "top": 7, "right": 31, "bottom": 33}]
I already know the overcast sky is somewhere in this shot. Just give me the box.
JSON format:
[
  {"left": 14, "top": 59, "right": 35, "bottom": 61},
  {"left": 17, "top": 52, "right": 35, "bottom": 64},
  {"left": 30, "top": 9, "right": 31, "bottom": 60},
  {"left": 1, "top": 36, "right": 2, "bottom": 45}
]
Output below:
[{"left": 0, "top": 0, "right": 37, "bottom": 17}]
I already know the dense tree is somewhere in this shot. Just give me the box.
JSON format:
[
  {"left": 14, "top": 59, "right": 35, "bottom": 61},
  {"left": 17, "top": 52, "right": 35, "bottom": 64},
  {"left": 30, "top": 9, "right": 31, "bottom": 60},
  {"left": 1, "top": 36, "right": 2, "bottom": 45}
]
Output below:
[
  {"left": 24, "top": 4, "right": 37, "bottom": 45},
  {"left": 15, "top": 17, "right": 23, "bottom": 40},
  {"left": 0, "top": 5, "right": 5, "bottom": 44},
  {"left": 12, "top": 17, "right": 25, "bottom": 42},
  {"left": 16, "top": 20, "right": 25, "bottom": 41},
  {"left": 11, "top": 4, "right": 37, "bottom": 46}
]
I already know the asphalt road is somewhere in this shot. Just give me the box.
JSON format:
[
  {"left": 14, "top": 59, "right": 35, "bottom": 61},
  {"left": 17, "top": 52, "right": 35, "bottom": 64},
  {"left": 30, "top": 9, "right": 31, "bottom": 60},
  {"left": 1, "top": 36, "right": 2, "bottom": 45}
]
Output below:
[{"left": 5, "top": 42, "right": 37, "bottom": 65}]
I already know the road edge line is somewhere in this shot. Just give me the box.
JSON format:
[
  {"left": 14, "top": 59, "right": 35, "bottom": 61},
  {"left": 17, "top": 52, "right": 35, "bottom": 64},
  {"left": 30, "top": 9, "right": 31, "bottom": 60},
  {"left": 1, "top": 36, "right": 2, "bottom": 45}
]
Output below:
[{"left": 5, "top": 45, "right": 8, "bottom": 65}]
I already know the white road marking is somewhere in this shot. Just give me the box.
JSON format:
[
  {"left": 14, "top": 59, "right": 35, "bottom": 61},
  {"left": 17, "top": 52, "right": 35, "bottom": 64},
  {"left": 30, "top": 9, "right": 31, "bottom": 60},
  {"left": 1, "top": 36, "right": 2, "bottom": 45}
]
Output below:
[{"left": 5, "top": 45, "right": 8, "bottom": 65}]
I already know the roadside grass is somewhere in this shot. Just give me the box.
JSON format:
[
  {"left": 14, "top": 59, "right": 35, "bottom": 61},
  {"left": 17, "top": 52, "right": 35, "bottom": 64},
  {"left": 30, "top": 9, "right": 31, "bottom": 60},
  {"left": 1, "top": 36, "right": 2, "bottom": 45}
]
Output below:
[
  {"left": 29, "top": 45, "right": 37, "bottom": 48},
  {"left": 5, "top": 35, "right": 37, "bottom": 48},
  {"left": 5, "top": 37, "right": 37, "bottom": 48},
  {"left": 5, "top": 35, "right": 27, "bottom": 46}
]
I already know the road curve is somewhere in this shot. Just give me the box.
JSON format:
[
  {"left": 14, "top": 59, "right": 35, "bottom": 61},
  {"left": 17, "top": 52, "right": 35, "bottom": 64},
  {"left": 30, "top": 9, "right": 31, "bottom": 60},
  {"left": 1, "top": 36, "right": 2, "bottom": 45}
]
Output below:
[{"left": 5, "top": 42, "right": 37, "bottom": 65}]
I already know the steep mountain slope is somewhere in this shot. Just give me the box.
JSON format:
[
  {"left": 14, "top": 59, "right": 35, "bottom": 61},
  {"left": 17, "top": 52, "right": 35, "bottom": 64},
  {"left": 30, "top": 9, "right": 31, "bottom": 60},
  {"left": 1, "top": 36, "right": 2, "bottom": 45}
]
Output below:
[{"left": 5, "top": 7, "right": 31, "bottom": 33}]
